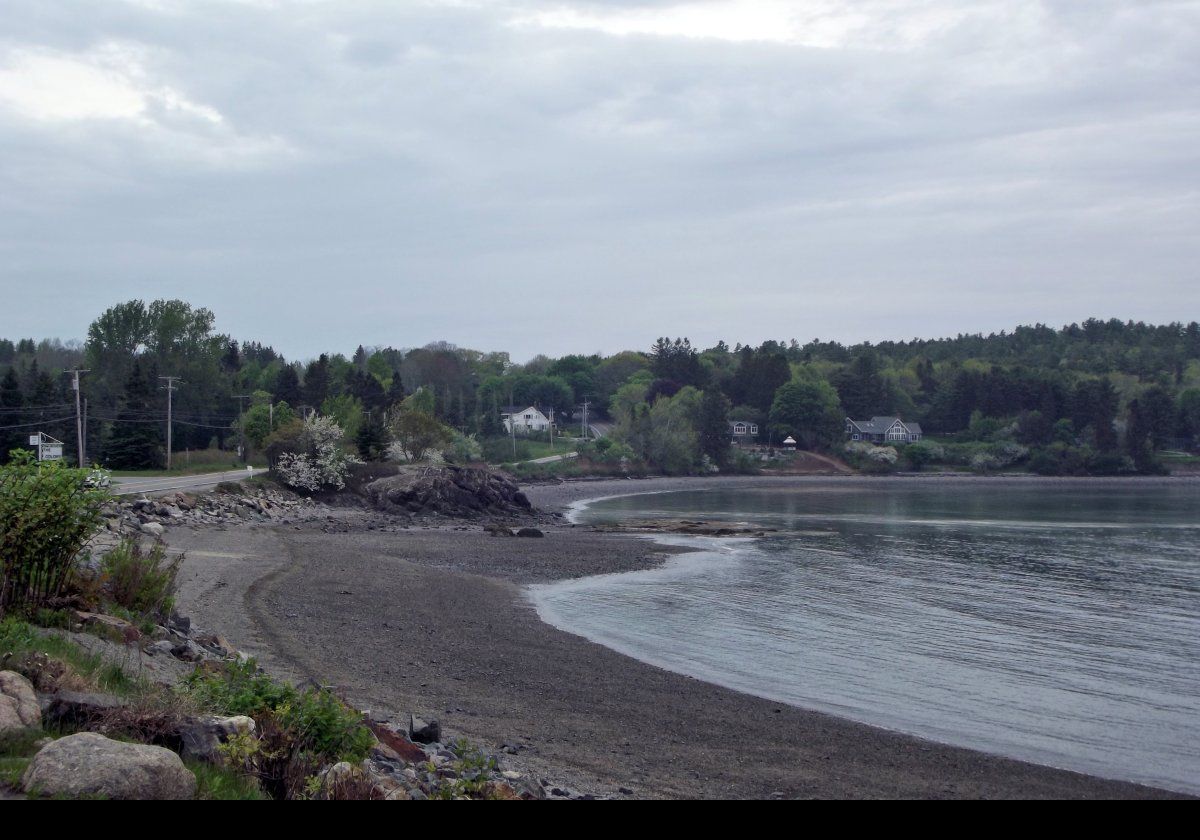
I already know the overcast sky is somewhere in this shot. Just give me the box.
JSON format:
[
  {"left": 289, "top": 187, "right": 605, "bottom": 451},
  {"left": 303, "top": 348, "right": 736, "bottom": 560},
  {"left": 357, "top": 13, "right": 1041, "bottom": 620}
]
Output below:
[{"left": 1, "top": 1, "right": 1197, "bottom": 362}]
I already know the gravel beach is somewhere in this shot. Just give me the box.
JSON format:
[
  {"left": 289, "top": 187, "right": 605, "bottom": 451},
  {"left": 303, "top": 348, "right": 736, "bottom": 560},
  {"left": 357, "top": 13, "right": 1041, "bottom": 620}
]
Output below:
[{"left": 167, "top": 475, "right": 1190, "bottom": 799}]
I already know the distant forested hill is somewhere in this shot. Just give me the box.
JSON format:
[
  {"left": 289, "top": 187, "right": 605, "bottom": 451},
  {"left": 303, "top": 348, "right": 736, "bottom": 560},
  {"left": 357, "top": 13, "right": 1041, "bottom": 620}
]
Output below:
[{"left": 2, "top": 304, "right": 1197, "bottom": 475}]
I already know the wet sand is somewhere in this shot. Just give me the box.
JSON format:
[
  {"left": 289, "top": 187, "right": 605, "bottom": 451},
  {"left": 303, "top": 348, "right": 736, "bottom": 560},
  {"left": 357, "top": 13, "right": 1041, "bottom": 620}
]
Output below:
[{"left": 167, "top": 476, "right": 1189, "bottom": 799}]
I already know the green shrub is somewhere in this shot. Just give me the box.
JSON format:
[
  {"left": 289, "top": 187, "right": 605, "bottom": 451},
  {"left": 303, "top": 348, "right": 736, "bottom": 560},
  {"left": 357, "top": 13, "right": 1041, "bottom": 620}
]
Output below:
[
  {"left": 98, "top": 539, "right": 181, "bottom": 619},
  {"left": 0, "top": 451, "right": 109, "bottom": 617},
  {"left": 188, "top": 761, "right": 269, "bottom": 801},
  {"left": 183, "top": 659, "right": 373, "bottom": 800}
]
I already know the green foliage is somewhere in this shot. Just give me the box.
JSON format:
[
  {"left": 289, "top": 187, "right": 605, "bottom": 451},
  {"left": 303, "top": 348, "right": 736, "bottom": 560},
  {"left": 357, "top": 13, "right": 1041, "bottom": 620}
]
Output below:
[
  {"left": 188, "top": 761, "right": 269, "bottom": 800},
  {"left": 319, "top": 394, "right": 364, "bottom": 441},
  {"left": 445, "top": 432, "right": 483, "bottom": 464},
  {"left": 97, "top": 539, "right": 181, "bottom": 619},
  {"left": 182, "top": 658, "right": 295, "bottom": 716},
  {"left": 0, "top": 452, "right": 109, "bottom": 616},
  {"left": 432, "top": 740, "right": 500, "bottom": 800},
  {"left": 697, "top": 390, "right": 732, "bottom": 467},
  {"left": 0, "top": 617, "right": 137, "bottom": 695},
  {"left": 387, "top": 399, "right": 453, "bottom": 462},
  {"left": 768, "top": 376, "right": 843, "bottom": 451},
  {"left": 243, "top": 400, "right": 295, "bottom": 450},
  {"left": 354, "top": 411, "right": 390, "bottom": 461},
  {"left": 183, "top": 659, "right": 373, "bottom": 766}
]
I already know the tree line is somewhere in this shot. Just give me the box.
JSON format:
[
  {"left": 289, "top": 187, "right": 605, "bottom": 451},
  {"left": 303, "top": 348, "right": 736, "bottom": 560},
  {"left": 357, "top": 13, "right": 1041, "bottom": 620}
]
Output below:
[{"left": 2, "top": 302, "right": 1198, "bottom": 474}]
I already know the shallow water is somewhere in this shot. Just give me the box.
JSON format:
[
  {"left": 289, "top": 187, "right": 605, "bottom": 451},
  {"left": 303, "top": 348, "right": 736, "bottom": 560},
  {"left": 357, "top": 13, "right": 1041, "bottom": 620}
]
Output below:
[{"left": 529, "top": 483, "right": 1200, "bottom": 793}]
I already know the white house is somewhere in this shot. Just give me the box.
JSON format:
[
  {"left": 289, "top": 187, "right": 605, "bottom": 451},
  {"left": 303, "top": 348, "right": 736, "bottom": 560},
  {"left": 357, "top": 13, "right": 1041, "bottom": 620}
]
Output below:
[{"left": 503, "top": 405, "right": 552, "bottom": 434}]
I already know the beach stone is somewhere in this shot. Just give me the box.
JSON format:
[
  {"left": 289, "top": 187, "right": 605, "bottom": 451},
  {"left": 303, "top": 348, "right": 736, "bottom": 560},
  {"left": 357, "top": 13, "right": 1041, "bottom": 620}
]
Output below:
[
  {"left": 171, "top": 640, "right": 206, "bottom": 662},
  {"left": 516, "top": 527, "right": 544, "bottom": 538},
  {"left": 140, "top": 522, "right": 166, "bottom": 538},
  {"left": 0, "top": 670, "right": 41, "bottom": 733},
  {"left": 22, "top": 732, "right": 196, "bottom": 800},
  {"left": 409, "top": 715, "right": 441, "bottom": 744},
  {"left": 73, "top": 611, "right": 141, "bottom": 643},
  {"left": 178, "top": 715, "right": 256, "bottom": 763},
  {"left": 368, "top": 722, "right": 428, "bottom": 763}
]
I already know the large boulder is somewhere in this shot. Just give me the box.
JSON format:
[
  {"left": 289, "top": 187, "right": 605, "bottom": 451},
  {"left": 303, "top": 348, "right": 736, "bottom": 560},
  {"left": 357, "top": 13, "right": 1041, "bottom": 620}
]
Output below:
[
  {"left": 22, "top": 732, "right": 197, "bottom": 799},
  {"left": 0, "top": 670, "right": 40, "bottom": 734},
  {"left": 365, "top": 466, "right": 533, "bottom": 518}
]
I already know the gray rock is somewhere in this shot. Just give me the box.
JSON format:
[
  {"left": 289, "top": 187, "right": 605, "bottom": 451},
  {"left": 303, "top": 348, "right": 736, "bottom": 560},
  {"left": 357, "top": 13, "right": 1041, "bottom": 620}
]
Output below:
[
  {"left": 23, "top": 732, "right": 196, "bottom": 800},
  {"left": 178, "top": 715, "right": 256, "bottom": 763},
  {"left": 409, "top": 715, "right": 441, "bottom": 744},
  {"left": 516, "top": 527, "right": 544, "bottom": 538},
  {"left": 140, "top": 522, "right": 165, "bottom": 538},
  {"left": 0, "top": 670, "right": 41, "bottom": 734},
  {"left": 171, "top": 640, "right": 205, "bottom": 662}
]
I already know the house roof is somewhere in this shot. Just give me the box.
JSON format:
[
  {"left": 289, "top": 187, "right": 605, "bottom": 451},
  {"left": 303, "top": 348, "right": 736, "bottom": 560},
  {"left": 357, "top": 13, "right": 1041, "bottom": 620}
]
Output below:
[
  {"left": 729, "top": 419, "right": 757, "bottom": 429},
  {"left": 847, "top": 416, "right": 922, "bottom": 435}
]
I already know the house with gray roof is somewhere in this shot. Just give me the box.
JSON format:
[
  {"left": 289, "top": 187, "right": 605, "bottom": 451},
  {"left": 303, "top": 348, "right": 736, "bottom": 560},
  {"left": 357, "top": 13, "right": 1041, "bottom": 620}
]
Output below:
[{"left": 845, "top": 416, "right": 923, "bottom": 445}]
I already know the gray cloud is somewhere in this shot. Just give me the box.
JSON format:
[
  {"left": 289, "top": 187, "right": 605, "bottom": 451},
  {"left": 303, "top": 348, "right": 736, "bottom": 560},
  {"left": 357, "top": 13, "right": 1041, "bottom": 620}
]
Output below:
[{"left": 0, "top": 0, "right": 1196, "bottom": 360}]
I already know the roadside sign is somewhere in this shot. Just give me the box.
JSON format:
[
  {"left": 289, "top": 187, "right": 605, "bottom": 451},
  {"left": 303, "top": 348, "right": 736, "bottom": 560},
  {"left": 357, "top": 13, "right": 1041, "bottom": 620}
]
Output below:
[{"left": 30, "top": 432, "right": 65, "bottom": 462}]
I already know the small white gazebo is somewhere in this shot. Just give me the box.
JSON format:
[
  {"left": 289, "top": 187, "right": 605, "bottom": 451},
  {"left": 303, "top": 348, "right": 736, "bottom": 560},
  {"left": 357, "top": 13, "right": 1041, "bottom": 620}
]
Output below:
[{"left": 781, "top": 436, "right": 797, "bottom": 449}]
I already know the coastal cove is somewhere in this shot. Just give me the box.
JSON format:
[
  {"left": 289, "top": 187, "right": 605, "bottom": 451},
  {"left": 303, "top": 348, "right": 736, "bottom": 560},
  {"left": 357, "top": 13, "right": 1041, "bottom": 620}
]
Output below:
[
  {"left": 528, "top": 477, "right": 1200, "bottom": 795},
  {"left": 163, "top": 475, "right": 1194, "bottom": 799}
]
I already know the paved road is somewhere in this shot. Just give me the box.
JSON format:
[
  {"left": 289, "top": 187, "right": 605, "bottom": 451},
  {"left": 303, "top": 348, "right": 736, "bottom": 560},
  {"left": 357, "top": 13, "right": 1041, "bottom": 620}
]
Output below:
[
  {"left": 111, "top": 468, "right": 267, "bottom": 497},
  {"left": 527, "top": 451, "right": 579, "bottom": 465}
]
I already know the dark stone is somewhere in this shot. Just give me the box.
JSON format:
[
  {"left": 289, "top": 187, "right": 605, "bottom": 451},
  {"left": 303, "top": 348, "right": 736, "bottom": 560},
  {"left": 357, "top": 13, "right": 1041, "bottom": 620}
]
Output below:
[
  {"left": 409, "top": 715, "right": 441, "bottom": 744},
  {"left": 516, "top": 527, "right": 544, "bottom": 538},
  {"left": 43, "top": 691, "right": 128, "bottom": 727}
]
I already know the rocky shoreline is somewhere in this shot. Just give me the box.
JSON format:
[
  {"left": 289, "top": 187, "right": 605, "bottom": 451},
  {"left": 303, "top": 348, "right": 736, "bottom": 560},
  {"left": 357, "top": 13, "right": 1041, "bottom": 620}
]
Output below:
[{"left": 9, "top": 470, "right": 1186, "bottom": 799}]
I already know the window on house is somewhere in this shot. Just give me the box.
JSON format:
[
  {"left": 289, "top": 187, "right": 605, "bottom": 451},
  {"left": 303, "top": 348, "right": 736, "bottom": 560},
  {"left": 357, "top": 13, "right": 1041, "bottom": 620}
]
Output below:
[{"left": 750, "top": 425, "right": 758, "bottom": 434}]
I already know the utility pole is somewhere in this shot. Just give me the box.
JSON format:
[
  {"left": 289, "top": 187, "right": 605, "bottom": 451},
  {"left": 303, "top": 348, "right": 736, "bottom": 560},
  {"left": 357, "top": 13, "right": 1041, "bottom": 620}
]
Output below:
[
  {"left": 69, "top": 370, "right": 89, "bottom": 467},
  {"left": 549, "top": 407, "right": 555, "bottom": 450},
  {"left": 581, "top": 398, "right": 590, "bottom": 441},
  {"left": 159, "top": 376, "right": 182, "bottom": 470},
  {"left": 232, "top": 394, "right": 253, "bottom": 463}
]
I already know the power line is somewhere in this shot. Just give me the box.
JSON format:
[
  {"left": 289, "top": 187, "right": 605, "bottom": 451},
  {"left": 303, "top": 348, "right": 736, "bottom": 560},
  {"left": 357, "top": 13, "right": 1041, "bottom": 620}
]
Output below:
[{"left": 0, "top": 415, "right": 76, "bottom": 430}]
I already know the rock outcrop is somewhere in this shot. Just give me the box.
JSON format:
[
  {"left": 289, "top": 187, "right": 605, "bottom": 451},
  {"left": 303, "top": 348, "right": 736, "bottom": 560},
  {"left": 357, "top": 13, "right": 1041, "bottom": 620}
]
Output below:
[
  {"left": 0, "top": 671, "right": 40, "bottom": 734},
  {"left": 365, "top": 466, "right": 533, "bottom": 518},
  {"left": 22, "top": 732, "right": 197, "bottom": 800}
]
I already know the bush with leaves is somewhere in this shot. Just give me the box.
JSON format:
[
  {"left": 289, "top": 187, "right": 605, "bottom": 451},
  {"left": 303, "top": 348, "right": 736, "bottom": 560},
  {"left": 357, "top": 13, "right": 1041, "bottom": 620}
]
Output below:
[
  {"left": 387, "top": 397, "right": 453, "bottom": 462},
  {"left": 185, "top": 659, "right": 374, "bottom": 800},
  {"left": 272, "top": 414, "right": 359, "bottom": 492},
  {"left": 97, "top": 538, "right": 181, "bottom": 619},
  {"left": 0, "top": 451, "right": 109, "bottom": 617}
]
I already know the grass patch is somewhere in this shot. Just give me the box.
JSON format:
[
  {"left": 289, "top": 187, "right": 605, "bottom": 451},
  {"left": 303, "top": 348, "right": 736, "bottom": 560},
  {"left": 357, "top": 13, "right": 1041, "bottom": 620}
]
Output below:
[
  {"left": 189, "top": 761, "right": 270, "bottom": 800},
  {"left": 0, "top": 617, "right": 139, "bottom": 696},
  {"left": 0, "top": 756, "right": 31, "bottom": 788}
]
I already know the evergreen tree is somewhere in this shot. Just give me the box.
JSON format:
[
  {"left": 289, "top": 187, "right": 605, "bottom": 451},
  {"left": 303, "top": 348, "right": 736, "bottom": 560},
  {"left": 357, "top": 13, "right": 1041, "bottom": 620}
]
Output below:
[
  {"left": 386, "top": 372, "right": 405, "bottom": 407},
  {"left": 355, "top": 410, "right": 390, "bottom": 461},
  {"left": 105, "top": 360, "right": 163, "bottom": 469},
  {"left": 0, "top": 367, "right": 24, "bottom": 461},
  {"left": 697, "top": 389, "right": 732, "bottom": 467},
  {"left": 303, "top": 355, "right": 331, "bottom": 408},
  {"left": 273, "top": 365, "right": 303, "bottom": 406}
]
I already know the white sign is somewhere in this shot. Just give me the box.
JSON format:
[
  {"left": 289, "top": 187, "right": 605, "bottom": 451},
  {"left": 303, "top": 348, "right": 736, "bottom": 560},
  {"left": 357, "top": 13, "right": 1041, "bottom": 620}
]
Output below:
[{"left": 30, "top": 432, "right": 65, "bottom": 462}]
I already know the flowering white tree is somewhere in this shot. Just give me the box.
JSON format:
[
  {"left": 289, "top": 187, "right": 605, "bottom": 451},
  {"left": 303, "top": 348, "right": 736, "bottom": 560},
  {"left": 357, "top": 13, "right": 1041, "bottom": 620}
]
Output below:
[{"left": 274, "top": 414, "right": 359, "bottom": 491}]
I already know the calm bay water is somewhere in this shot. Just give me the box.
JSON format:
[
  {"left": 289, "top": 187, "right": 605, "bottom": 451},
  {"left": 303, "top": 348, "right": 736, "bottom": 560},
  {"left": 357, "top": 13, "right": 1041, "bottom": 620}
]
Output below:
[{"left": 529, "top": 483, "right": 1200, "bottom": 793}]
